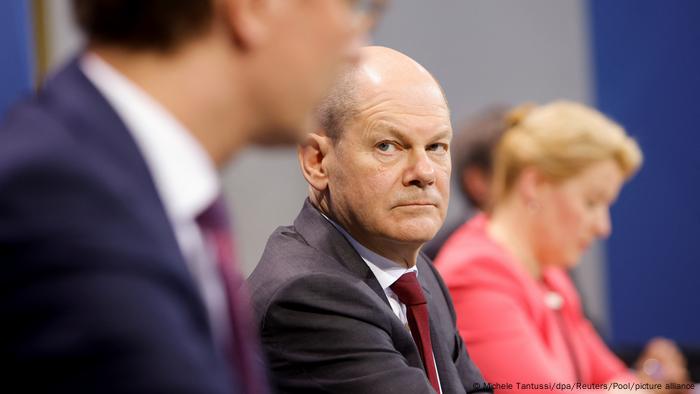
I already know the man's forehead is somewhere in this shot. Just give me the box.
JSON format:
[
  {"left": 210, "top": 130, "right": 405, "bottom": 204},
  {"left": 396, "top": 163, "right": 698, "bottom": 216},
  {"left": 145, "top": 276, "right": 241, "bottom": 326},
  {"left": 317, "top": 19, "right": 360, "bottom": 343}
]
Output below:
[
  {"left": 363, "top": 118, "right": 453, "bottom": 140},
  {"left": 355, "top": 90, "right": 451, "bottom": 123},
  {"left": 353, "top": 80, "right": 448, "bottom": 119}
]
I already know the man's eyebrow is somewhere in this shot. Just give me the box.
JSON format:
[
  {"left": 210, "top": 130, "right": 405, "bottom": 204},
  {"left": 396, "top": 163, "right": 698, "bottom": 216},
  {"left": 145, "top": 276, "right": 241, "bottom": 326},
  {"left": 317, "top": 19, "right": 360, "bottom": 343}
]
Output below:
[
  {"left": 369, "top": 123, "right": 452, "bottom": 142},
  {"left": 368, "top": 123, "right": 408, "bottom": 140},
  {"left": 430, "top": 129, "right": 452, "bottom": 141}
]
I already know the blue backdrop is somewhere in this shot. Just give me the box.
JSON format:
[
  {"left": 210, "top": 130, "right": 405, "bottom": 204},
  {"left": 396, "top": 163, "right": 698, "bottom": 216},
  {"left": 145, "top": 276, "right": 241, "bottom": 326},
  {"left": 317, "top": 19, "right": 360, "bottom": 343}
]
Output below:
[
  {"left": 590, "top": 0, "right": 700, "bottom": 347},
  {"left": 0, "top": 0, "right": 34, "bottom": 119}
]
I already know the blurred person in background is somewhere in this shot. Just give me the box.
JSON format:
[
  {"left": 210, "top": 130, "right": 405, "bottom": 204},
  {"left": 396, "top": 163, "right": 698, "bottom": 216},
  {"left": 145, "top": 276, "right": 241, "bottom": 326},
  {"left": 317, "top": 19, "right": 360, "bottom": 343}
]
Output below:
[
  {"left": 434, "top": 101, "right": 690, "bottom": 393},
  {"left": 423, "top": 104, "right": 511, "bottom": 259},
  {"left": 0, "top": 0, "right": 384, "bottom": 392}
]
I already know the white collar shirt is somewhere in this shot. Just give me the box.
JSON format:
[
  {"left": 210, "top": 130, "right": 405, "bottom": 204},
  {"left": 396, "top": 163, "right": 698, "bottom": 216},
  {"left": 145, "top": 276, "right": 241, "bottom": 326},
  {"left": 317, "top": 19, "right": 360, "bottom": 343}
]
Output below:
[
  {"left": 323, "top": 214, "right": 443, "bottom": 393},
  {"left": 80, "top": 53, "right": 230, "bottom": 347}
]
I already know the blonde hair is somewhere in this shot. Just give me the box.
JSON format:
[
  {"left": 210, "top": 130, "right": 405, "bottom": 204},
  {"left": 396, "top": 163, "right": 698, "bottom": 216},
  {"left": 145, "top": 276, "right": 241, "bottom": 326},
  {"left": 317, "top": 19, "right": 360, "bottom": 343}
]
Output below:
[{"left": 491, "top": 100, "right": 643, "bottom": 205}]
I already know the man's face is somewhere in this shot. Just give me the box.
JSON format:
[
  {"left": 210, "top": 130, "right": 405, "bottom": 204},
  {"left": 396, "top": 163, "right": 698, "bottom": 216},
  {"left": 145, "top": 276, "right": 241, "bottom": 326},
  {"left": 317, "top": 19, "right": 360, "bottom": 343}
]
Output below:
[
  {"left": 326, "top": 82, "right": 452, "bottom": 250},
  {"left": 249, "top": 0, "right": 383, "bottom": 145}
]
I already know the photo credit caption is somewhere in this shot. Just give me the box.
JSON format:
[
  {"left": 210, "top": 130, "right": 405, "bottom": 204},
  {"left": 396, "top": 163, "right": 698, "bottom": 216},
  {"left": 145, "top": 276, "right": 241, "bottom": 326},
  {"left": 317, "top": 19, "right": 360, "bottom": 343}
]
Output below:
[{"left": 472, "top": 381, "right": 696, "bottom": 391}]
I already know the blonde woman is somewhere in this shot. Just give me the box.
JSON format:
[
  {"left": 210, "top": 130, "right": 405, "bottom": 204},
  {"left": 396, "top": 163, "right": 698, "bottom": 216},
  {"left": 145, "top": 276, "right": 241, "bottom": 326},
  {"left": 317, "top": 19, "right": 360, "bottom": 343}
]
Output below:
[{"left": 434, "top": 101, "right": 689, "bottom": 393}]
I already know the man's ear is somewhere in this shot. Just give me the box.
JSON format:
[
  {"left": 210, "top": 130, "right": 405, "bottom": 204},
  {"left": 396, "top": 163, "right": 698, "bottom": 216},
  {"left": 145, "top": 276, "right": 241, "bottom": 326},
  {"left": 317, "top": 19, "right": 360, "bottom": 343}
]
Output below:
[
  {"left": 298, "top": 132, "right": 333, "bottom": 192},
  {"left": 220, "top": 0, "right": 275, "bottom": 50}
]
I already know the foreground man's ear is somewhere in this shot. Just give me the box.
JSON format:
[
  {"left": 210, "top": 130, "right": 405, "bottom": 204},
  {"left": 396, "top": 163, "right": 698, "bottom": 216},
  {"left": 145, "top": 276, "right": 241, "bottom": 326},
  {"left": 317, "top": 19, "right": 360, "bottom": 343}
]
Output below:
[
  {"left": 221, "top": 0, "right": 275, "bottom": 50},
  {"left": 298, "top": 132, "right": 333, "bottom": 193}
]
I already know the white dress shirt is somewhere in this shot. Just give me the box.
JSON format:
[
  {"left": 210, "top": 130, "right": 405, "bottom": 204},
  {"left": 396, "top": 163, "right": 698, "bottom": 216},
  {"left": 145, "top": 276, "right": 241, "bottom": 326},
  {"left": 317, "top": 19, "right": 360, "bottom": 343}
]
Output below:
[
  {"left": 80, "top": 53, "right": 231, "bottom": 347},
  {"left": 325, "top": 216, "right": 417, "bottom": 324},
  {"left": 324, "top": 214, "right": 443, "bottom": 393}
]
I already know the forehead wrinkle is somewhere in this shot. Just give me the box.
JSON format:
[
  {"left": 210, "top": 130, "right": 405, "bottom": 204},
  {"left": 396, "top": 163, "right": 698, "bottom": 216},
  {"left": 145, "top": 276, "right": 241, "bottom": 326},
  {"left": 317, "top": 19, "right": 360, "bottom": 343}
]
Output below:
[
  {"left": 352, "top": 75, "right": 451, "bottom": 145},
  {"left": 363, "top": 120, "right": 406, "bottom": 141},
  {"left": 357, "top": 94, "right": 450, "bottom": 123},
  {"left": 364, "top": 118, "right": 452, "bottom": 145}
]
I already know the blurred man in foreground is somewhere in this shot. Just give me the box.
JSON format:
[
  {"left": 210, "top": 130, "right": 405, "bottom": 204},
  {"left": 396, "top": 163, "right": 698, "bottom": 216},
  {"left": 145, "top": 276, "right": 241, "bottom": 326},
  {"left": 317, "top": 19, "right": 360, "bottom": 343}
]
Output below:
[
  {"left": 248, "top": 46, "right": 491, "bottom": 394},
  {"left": 0, "top": 0, "right": 384, "bottom": 392}
]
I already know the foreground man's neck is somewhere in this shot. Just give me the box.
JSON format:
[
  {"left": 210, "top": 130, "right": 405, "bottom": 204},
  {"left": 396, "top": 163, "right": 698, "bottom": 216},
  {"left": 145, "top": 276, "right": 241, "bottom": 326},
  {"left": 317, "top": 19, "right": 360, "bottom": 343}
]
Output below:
[{"left": 90, "top": 42, "right": 251, "bottom": 168}]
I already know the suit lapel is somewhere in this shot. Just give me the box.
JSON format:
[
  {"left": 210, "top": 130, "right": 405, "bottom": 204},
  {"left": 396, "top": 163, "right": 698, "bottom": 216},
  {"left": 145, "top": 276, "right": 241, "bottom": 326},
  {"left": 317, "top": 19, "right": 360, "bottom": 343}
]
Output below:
[
  {"left": 294, "top": 203, "right": 464, "bottom": 387},
  {"left": 293, "top": 200, "right": 390, "bottom": 308},
  {"left": 416, "top": 258, "right": 433, "bottom": 303},
  {"left": 40, "top": 58, "right": 201, "bottom": 298},
  {"left": 43, "top": 59, "right": 157, "bottom": 186},
  {"left": 418, "top": 256, "right": 463, "bottom": 393}
]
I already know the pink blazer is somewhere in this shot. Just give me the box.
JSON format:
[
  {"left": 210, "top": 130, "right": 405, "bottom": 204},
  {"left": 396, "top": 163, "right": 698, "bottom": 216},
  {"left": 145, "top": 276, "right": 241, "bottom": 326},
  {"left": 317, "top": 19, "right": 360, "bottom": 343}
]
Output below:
[{"left": 434, "top": 214, "right": 636, "bottom": 393}]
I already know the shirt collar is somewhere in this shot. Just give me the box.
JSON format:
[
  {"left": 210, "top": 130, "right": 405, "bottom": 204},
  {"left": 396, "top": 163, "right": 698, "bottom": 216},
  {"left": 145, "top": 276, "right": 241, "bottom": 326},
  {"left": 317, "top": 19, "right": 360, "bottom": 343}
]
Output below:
[
  {"left": 321, "top": 213, "right": 417, "bottom": 291},
  {"left": 80, "top": 53, "right": 219, "bottom": 222}
]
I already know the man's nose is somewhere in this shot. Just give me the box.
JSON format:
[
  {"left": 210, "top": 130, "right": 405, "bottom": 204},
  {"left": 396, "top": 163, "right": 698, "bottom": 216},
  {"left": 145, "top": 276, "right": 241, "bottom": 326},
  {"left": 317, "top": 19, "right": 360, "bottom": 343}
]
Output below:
[{"left": 403, "top": 150, "right": 436, "bottom": 188}]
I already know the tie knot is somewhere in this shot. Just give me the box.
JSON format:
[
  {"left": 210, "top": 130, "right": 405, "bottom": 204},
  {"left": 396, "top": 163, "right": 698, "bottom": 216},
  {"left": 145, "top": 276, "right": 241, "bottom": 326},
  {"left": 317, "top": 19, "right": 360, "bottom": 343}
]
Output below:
[
  {"left": 196, "top": 195, "right": 231, "bottom": 232},
  {"left": 390, "top": 271, "right": 426, "bottom": 306}
]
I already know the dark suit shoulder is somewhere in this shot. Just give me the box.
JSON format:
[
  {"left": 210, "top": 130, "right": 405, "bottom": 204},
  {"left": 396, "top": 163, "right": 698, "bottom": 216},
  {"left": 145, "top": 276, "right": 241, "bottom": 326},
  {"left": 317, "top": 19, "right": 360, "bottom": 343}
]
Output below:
[
  {"left": 248, "top": 227, "right": 438, "bottom": 394},
  {"left": 248, "top": 225, "right": 391, "bottom": 328},
  {"left": 250, "top": 224, "right": 357, "bottom": 281},
  {"left": 0, "top": 80, "right": 194, "bottom": 302},
  {"left": 0, "top": 67, "right": 233, "bottom": 393},
  {"left": 0, "top": 114, "right": 154, "bottom": 257},
  {"left": 1, "top": 95, "right": 81, "bottom": 166}
]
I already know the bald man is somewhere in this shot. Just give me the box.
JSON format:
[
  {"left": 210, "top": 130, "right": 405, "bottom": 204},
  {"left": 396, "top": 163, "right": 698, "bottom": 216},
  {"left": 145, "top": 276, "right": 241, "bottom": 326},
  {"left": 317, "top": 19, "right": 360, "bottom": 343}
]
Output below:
[{"left": 247, "top": 47, "right": 491, "bottom": 394}]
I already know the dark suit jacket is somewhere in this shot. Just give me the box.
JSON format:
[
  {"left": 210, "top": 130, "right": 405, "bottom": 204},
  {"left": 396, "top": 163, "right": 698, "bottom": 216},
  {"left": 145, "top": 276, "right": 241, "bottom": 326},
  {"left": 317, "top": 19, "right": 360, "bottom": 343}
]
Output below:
[
  {"left": 247, "top": 200, "right": 491, "bottom": 394},
  {"left": 0, "top": 60, "right": 235, "bottom": 393}
]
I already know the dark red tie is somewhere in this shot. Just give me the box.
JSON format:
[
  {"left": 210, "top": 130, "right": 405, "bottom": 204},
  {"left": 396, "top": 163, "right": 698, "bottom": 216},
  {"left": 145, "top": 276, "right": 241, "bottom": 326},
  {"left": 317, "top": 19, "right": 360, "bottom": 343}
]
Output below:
[
  {"left": 196, "top": 196, "right": 269, "bottom": 394},
  {"left": 390, "top": 271, "right": 441, "bottom": 393}
]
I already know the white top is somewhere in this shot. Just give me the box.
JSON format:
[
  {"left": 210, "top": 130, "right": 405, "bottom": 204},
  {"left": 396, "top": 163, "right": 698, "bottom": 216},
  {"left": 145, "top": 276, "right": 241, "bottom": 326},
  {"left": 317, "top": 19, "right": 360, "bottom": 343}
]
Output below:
[
  {"left": 80, "top": 53, "right": 231, "bottom": 347},
  {"left": 324, "top": 214, "right": 443, "bottom": 393}
]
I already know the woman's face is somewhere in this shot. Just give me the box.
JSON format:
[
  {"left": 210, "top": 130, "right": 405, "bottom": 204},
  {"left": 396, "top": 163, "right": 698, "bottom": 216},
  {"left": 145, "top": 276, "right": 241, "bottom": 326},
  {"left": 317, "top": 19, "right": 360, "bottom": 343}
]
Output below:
[{"left": 532, "top": 159, "right": 625, "bottom": 268}]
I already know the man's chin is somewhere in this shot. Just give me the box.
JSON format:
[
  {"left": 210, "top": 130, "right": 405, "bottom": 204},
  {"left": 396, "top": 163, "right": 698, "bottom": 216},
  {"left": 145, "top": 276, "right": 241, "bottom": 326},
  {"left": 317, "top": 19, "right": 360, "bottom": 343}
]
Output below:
[{"left": 388, "top": 221, "right": 441, "bottom": 245}]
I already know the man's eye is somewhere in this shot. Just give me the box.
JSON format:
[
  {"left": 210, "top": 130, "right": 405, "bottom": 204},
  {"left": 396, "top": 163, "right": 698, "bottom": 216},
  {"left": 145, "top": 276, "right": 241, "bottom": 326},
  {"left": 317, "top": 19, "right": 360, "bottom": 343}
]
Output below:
[
  {"left": 377, "top": 142, "right": 396, "bottom": 152},
  {"left": 428, "top": 143, "right": 447, "bottom": 153}
]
